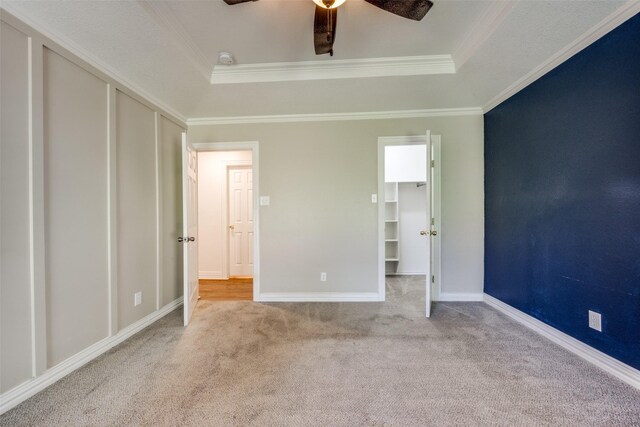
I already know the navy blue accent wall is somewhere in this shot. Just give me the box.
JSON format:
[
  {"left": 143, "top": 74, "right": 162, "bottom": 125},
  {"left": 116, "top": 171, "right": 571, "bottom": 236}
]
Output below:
[{"left": 484, "top": 14, "right": 640, "bottom": 369}]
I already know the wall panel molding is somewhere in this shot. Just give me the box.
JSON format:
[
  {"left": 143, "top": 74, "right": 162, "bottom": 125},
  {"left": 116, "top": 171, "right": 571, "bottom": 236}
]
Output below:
[
  {"left": 28, "top": 35, "right": 47, "bottom": 378},
  {"left": 257, "top": 292, "right": 383, "bottom": 302},
  {"left": 0, "top": 298, "right": 183, "bottom": 414},
  {"left": 0, "top": 11, "right": 186, "bottom": 414},
  {"left": 0, "top": 7, "right": 187, "bottom": 125}
]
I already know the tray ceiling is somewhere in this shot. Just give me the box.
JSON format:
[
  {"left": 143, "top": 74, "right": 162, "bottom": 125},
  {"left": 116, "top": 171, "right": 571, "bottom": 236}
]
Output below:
[{"left": 1, "top": 0, "right": 631, "bottom": 119}]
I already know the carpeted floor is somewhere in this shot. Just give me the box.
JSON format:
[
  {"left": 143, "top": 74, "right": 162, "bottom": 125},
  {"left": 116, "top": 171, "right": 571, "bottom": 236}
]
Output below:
[{"left": 2, "top": 276, "right": 640, "bottom": 426}]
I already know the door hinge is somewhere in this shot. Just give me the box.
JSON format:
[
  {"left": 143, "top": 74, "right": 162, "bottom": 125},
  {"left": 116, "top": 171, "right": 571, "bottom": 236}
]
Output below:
[
  {"left": 431, "top": 275, "right": 435, "bottom": 283},
  {"left": 431, "top": 160, "right": 435, "bottom": 167},
  {"left": 431, "top": 217, "right": 435, "bottom": 226}
]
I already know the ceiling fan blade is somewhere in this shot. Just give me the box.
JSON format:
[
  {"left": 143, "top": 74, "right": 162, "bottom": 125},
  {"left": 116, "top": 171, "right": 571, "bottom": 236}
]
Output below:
[
  {"left": 314, "top": 5, "right": 338, "bottom": 56},
  {"left": 364, "top": 0, "right": 433, "bottom": 21},
  {"left": 223, "top": 0, "right": 257, "bottom": 5}
]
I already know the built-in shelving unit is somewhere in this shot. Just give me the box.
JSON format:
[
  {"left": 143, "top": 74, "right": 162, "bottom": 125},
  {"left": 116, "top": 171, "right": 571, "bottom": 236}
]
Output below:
[{"left": 385, "top": 182, "right": 400, "bottom": 272}]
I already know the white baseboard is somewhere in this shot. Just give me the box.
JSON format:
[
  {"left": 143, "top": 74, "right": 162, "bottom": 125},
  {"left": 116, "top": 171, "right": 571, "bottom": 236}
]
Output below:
[
  {"left": 199, "top": 272, "right": 226, "bottom": 280},
  {"left": 386, "top": 272, "right": 427, "bottom": 276},
  {"left": 484, "top": 293, "right": 640, "bottom": 391},
  {"left": 0, "top": 297, "right": 183, "bottom": 415},
  {"left": 438, "top": 292, "right": 484, "bottom": 302},
  {"left": 257, "top": 292, "right": 383, "bottom": 302}
]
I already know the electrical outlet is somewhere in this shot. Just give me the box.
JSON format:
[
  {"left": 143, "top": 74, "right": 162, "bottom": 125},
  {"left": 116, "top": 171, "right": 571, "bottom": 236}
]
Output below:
[
  {"left": 371, "top": 194, "right": 378, "bottom": 203},
  {"left": 588, "top": 310, "right": 602, "bottom": 332},
  {"left": 134, "top": 291, "right": 142, "bottom": 307},
  {"left": 320, "top": 272, "right": 327, "bottom": 282}
]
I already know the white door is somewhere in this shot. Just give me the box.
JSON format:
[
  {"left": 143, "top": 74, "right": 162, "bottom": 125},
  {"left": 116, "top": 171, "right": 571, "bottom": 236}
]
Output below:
[
  {"left": 182, "top": 132, "right": 199, "bottom": 326},
  {"left": 228, "top": 166, "right": 253, "bottom": 277},
  {"left": 423, "top": 131, "right": 433, "bottom": 317}
]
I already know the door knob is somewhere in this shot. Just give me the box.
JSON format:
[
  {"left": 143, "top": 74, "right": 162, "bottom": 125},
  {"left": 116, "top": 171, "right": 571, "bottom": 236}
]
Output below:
[
  {"left": 420, "top": 230, "right": 438, "bottom": 236},
  {"left": 229, "top": 225, "right": 235, "bottom": 230},
  {"left": 431, "top": 230, "right": 437, "bottom": 236},
  {"left": 188, "top": 237, "right": 195, "bottom": 242},
  {"left": 178, "top": 237, "right": 185, "bottom": 243},
  {"left": 420, "top": 230, "right": 428, "bottom": 236}
]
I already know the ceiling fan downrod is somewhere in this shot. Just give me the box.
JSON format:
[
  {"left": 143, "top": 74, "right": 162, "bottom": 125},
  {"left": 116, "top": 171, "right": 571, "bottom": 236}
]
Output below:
[{"left": 326, "top": 6, "right": 334, "bottom": 56}]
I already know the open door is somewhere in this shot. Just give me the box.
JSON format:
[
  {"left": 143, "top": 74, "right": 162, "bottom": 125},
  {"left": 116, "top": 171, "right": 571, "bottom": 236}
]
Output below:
[
  {"left": 181, "top": 132, "right": 199, "bottom": 326},
  {"left": 423, "top": 131, "right": 433, "bottom": 317}
]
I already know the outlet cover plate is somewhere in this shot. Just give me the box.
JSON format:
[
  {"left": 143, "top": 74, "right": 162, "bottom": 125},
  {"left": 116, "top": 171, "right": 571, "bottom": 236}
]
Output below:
[
  {"left": 588, "top": 310, "right": 602, "bottom": 332},
  {"left": 134, "top": 292, "right": 142, "bottom": 307}
]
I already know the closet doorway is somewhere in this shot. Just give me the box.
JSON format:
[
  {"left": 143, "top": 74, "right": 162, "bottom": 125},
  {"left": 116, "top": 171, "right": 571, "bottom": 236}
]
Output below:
[
  {"left": 197, "top": 149, "right": 255, "bottom": 301},
  {"left": 377, "top": 134, "right": 442, "bottom": 317}
]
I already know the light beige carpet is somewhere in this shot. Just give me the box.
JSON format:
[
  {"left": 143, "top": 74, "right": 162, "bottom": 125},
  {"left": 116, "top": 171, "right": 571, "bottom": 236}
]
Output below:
[{"left": 2, "top": 276, "right": 640, "bottom": 426}]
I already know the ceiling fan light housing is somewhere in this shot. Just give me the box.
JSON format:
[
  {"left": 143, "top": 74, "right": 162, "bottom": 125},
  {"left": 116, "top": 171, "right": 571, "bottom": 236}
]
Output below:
[{"left": 312, "top": 0, "right": 347, "bottom": 9}]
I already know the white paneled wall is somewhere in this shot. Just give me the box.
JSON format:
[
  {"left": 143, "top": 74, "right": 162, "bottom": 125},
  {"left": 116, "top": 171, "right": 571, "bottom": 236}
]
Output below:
[{"left": 0, "top": 12, "right": 185, "bottom": 410}]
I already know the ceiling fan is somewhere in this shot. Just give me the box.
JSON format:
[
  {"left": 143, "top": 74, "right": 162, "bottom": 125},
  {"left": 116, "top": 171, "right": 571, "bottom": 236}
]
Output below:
[{"left": 222, "top": 0, "right": 433, "bottom": 56}]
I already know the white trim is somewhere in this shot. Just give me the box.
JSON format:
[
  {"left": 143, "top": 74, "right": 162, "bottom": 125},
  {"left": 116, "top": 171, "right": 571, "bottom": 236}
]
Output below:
[
  {"left": 430, "top": 136, "right": 442, "bottom": 303},
  {"left": 192, "top": 142, "right": 260, "bottom": 301},
  {"left": 27, "top": 36, "right": 47, "bottom": 377},
  {"left": 154, "top": 112, "right": 162, "bottom": 311},
  {"left": 387, "top": 272, "right": 427, "bottom": 276},
  {"left": 257, "top": 293, "right": 383, "bottom": 302},
  {"left": 438, "top": 292, "right": 484, "bottom": 302},
  {"left": 187, "top": 108, "right": 483, "bottom": 126},
  {"left": 137, "top": 0, "right": 212, "bottom": 81},
  {"left": 483, "top": 0, "right": 640, "bottom": 112},
  {"left": 0, "top": 297, "right": 184, "bottom": 415},
  {"left": 107, "top": 84, "right": 118, "bottom": 335},
  {"left": 198, "top": 272, "right": 226, "bottom": 280},
  {"left": 484, "top": 294, "right": 640, "bottom": 391},
  {"left": 0, "top": 6, "right": 187, "bottom": 123},
  {"left": 210, "top": 55, "right": 455, "bottom": 85},
  {"left": 453, "top": 1, "right": 517, "bottom": 69}
]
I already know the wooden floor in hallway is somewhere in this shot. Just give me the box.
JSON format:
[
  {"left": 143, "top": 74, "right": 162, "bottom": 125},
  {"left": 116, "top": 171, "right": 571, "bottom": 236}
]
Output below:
[{"left": 199, "top": 277, "right": 253, "bottom": 301}]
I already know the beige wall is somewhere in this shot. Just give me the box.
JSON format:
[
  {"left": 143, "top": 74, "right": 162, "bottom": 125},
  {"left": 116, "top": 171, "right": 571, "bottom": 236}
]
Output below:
[
  {"left": 0, "top": 13, "right": 185, "bottom": 397},
  {"left": 188, "top": 116, "right": 484, "bottom": 297},
  {"left": 1, "top": 19, "right": 33, "bottom": 393},
  {"left": 43, "top": 48, "right": 110, "bottom": 367}
]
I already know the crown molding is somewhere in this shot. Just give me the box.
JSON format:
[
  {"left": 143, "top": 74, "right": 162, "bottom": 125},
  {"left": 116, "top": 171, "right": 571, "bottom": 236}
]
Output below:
[
  {"left": 0, "top": 5, "right": 187, "bottom": 123},
  {"left": 137, "top": 0, "right": 213, "bottom": 81},
  {"left": 187, "top": 107, "right": 483, "bottom": 126},
  {"left": 453, "top": 0, "right": 518, "bottom": 70},
  {"left": 483, "top": 0, "right": 640, "bottom": 113},
  {"left": 210, "top": 55, "right": 456, "bottom": 84}
]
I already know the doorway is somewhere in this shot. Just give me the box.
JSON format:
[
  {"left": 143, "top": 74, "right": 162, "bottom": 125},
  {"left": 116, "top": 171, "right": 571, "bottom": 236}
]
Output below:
[
  {"left": 377, "top": 134, "right": 441, "bottom": 317},
  {"left": 194, "top": 143, "right": 260, "bottom": 302}
]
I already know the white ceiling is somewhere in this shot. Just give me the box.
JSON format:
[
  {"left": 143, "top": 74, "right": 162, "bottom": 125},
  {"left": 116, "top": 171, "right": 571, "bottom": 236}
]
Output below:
[{"left": 1, "top": 0, "right": 629, "bottom": 119}]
